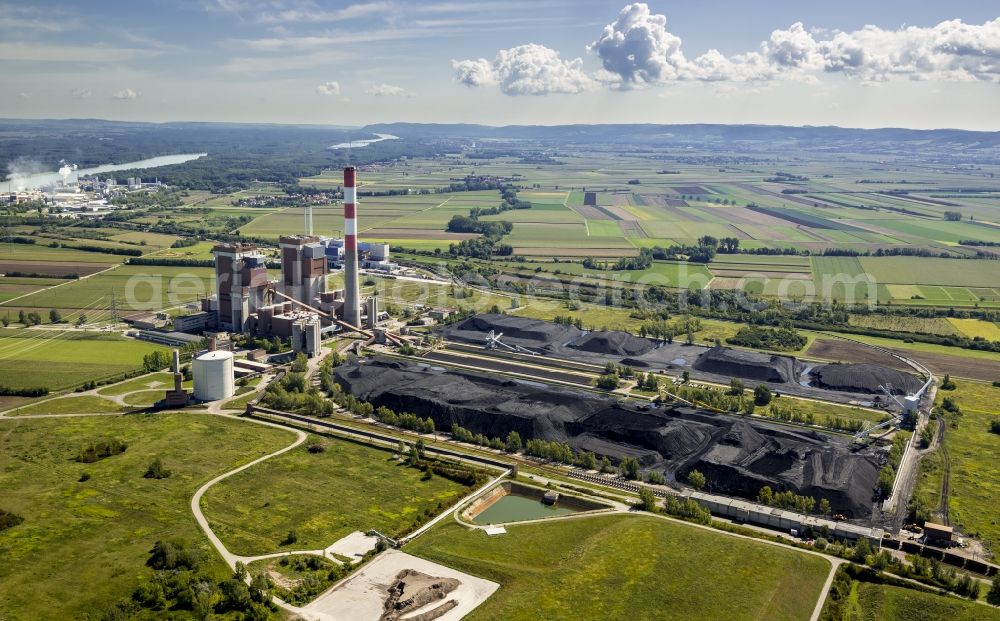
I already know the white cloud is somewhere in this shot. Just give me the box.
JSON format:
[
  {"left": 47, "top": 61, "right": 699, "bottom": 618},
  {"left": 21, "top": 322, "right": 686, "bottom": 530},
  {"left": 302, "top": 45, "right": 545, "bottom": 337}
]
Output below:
[
  {"left": 111, "top": 88, "right": 139, "bottom": 100},
  {"left": 586, "top": 4, "right": 1000, "bottom": 85},
  {"left": 453, "top": 44, "right": 592, "bottom": 95},
  {"left": 0, "top": 42, "right": 153, "bottom": 63},
  {"left": 16, "top": 92, "right": 31, "bottom": 99},
  {"left": 0, "top": 4, "right": 78, "bottom": 32},
  {"left": 256, "top": 2, "right": 391, "bottom": 24},
  {"left": 814, "top": 18, "right": 1000, "bottom": 82},
  {"left": 71, "top": 88, "right": 92, "bottom": 99},
  {"left": 316, "top": 80, "right": 340, "bottom": 95},
  {"left": 365, "top": 83, "right": 411, "bottom": 97},
  {"left": 452, "top": 58, "right": 497, "bottom": 87},
  {"left": 765, "top": 22, "right": 823, "bottom": 70},
  {"left": 587, "top": 2, "right": 685, "bottom": 85}
]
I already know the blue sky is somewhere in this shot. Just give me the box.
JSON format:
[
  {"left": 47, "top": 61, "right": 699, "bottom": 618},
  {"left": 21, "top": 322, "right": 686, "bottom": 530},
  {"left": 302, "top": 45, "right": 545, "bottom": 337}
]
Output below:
[{"left": 2, "top": 1, "right": 998, "bottom": 129}]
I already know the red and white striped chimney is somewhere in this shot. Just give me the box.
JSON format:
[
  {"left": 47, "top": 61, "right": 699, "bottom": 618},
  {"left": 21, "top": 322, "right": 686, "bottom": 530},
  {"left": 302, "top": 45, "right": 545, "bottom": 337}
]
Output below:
[{"left": 342, "top": 166, "right": 361, "bottom": 327}]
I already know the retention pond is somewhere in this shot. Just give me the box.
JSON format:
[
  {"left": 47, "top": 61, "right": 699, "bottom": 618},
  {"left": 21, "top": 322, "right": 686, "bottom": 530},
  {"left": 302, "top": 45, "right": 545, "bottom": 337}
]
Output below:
[{"left": 465, "top": 482, "right": 609, "bottom": 525}]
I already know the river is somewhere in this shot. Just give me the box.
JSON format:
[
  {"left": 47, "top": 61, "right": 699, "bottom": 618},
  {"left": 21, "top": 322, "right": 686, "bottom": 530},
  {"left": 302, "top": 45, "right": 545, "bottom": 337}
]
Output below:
[
  {"left": 328, "top": 133, "right": 399, "bottom": 150},
  {"left": 6, "top": 153, "right": 207, "bottom": 191}
]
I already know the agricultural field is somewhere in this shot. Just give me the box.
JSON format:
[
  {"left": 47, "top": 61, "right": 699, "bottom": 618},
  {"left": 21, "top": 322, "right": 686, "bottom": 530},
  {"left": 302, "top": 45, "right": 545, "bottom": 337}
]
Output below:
[
  {"left": 947, "top": 318, "right": 1000, "bottom": 341},
  {"left": 494, "top": 258, "right": 713, "bottom": 288},
  {"left": 509, "top": 300, "right": 745, "bottom": 346},
  {"left": 847, "top": 314, "right": 960, "bottom": 337},
  {"left": 300, "top": 155, "right": 1000, "bottom": 308},
  {"left": 0, "top": 275, "right": 74, "bottom": 304},
  {"left": 0, "top": 264, "right": 215, "bottom": 318},
  {"left": 200, "top": 434, "right": 476, "bottom": 556},
  {"left": 0, "top": 329, "right": 168, "bottom": 391},
  {"left": 806, "top": 334, "right": 1000, "bottom": 382},
  {"left": 373, "top": 277, "right": 511, "bottom": 313},
  {"left": 913, "top": 379, "right": 1000, "bottom": 554},
  {"left": 406, "top": 514, "right": 831, "bottom": 621},
  {"left": 0, "top": 413, "right": 294, "bottom": 619}
]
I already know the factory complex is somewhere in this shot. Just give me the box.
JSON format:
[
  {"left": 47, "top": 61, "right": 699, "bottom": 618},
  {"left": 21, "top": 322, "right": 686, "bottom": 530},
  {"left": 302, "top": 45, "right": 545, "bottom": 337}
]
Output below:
[{"left": 158, "top": 167, "right": 397, "bottom": 404}]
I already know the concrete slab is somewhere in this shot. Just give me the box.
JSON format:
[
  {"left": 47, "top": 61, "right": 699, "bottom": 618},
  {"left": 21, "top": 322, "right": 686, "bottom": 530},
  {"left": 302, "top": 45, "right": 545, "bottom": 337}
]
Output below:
[
  {"left": 303, "top": 549, "right": 498, "bottom": 621},
  {"left": 326, "top": 531, "right": 379, "bottom": 561},
  {"left": 484, "top": 525, "right": 506, "bottom": 536}
]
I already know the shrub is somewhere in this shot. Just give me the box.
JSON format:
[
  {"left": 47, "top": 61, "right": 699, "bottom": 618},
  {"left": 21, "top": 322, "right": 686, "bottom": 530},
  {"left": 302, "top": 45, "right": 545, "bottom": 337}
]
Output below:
[
  {"left": 0, "top": 386, "right": 49, "bottom": 397},
  {"left": 687, "top": 469, "right": 706, "bottom": 490},
  {"left": 307, "top": 442, "right": 326, "bottom": 453},
  {"left": 595, "top": 373, "right": 621, "bottom": 390},
  {"left": 0, "top": 508, "right": 24, "bottom": 532},
  {"left": 727, "top": 325, "right": 806, "bottom": 351},
  {"left": 754, "top": 384, "right": 773, "bottom": 406},
  {"left": 146, "top": 539, "right": 202, "bottom": 570},
  {"left": 78, "top": 471, "right": 92, "bottom": 482},
  {"left": 143, "top": 458, "right": 171, "bottom": 479},
  {"left": 281, "top": 530, "right": 298, "bottom": 546},
  {"left": 76, "top": 438, "right": 128, "bottom": 463}
]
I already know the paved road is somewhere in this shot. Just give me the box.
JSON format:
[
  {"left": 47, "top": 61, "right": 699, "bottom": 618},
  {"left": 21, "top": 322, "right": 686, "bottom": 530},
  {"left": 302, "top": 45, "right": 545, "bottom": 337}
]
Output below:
[{"left": 189, "top": 415, "right": 306, "bottom": 568}]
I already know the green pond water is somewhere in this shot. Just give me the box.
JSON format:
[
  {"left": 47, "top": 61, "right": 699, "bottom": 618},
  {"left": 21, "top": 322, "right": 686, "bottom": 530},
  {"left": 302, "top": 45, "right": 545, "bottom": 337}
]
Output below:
[{"left": 472, "top": 493, "right": 579, "bottom": 524}]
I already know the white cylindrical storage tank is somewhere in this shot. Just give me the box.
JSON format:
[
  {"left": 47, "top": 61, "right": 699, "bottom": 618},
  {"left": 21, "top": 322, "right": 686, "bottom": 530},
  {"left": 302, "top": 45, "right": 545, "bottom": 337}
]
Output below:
[{"left": 192, "top": 350, "right": 235, "bottom": 401}]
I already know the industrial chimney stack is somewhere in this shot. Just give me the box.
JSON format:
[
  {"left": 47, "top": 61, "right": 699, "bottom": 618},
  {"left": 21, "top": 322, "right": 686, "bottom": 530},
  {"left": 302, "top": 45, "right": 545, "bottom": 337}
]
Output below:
[{"left": 343, "top": 166, "right": 361, "bottom": 327}]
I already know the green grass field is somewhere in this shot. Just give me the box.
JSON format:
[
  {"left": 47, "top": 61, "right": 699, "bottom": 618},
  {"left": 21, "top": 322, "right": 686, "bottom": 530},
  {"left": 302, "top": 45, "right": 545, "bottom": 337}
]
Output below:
[
  {"left": 200, "top": 434, "right": 475, "bottom": 556},
  {"left": 96, "top": 371, "right": 179, "bottom": 396},
  {"left": 0, "top": 330, "right": 168, "bottom": 391},
  {"left": 0, "top": 242, "right": 125, "bottom": 263},
  {"left": 914, "top": 380, "right": 1000, "bottom": 554},
  {"left": 851, "top": 581, "right": 1000, "bottom": 620},
  {"left": 0, "top": 413, "right": 294, "bottom": 619},
  {"left": 4, "top": 394, "right": 123, "bottom": 415},
  {"left": 406, "top": 513, "right": 831, "bottom": 621},
  {"left": 859, "top": 256, "right": 1000, "bottom": 288},
  {"left": 2, "top": 264, "right": 215, "bottom": 314}
]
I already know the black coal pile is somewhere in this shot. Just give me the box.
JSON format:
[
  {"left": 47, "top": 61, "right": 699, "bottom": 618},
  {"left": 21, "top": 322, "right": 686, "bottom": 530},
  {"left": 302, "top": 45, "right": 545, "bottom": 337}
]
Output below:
[
  {"left": 684, "top": 420, "right": 881, "bottom": 514},
  {"left": 440, "top": 314, "right": 581, "bottom": 350},
  {"left": 335, "top": 357, "right": 881, "bottom": 517},
  {"left": 693, "top": 345, "right": 796, "bottom": 383},
  {"left": 810, "top": 363, "right": 923, "bottom": 395},
  {"left": 567, "top": 331, "right": 655, "bottom": 357}
]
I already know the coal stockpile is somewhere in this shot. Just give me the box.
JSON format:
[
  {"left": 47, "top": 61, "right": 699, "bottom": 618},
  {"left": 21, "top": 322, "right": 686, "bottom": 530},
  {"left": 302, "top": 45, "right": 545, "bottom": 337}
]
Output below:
[
  {"left": 684, "top": 420, "right": 880, "bottom": 516},
  {"left": 810, "top": 363, "right": 923, "bottom": 395},
  {"left": 439, "top": 314, "right": 658, "bottom": 358},
  {"left": 443, "top": 314, "right": 582, "bottom": 349},
  {"left": 693, "top": 345, "right": 796, "bottom": 383},
  {"left": 335, "top": 357, "right": 882, "bottom": 517},
  {"left": 568, "top": 331, "right": 655, "bottom": 357}
]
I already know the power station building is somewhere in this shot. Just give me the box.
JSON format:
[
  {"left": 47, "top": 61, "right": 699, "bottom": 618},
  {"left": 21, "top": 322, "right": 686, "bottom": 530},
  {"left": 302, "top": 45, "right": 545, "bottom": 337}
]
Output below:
[
  {"left": 212, "top": 243, "right": 270, "bottom": 332},
  {"left": 279, "top": 235, "right": 328, "bottom": 306},
  {"left": 203, "top": 167, "right": 385, "bottom": 349}
]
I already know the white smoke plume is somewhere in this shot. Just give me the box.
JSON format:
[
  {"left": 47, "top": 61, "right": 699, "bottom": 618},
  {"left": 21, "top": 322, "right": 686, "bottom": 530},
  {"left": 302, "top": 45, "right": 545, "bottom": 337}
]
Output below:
[{"left": 5, "top": 157, "right": 47, "bottom": 192}]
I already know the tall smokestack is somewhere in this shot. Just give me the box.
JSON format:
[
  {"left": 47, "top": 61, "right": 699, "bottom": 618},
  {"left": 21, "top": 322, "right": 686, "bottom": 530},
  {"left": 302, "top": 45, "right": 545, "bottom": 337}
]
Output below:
[{"left": 343, "top": 166, "right": 361, "bottom": 327}]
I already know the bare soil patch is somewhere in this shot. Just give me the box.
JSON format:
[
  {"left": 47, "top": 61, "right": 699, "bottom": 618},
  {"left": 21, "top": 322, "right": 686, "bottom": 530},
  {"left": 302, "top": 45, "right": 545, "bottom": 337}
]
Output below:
[
  {"left": 807, "top": 338, "right": 999, "bottom": 382},
  {"left": 0, "top": 260, "right": 112, "bottom": 277}
]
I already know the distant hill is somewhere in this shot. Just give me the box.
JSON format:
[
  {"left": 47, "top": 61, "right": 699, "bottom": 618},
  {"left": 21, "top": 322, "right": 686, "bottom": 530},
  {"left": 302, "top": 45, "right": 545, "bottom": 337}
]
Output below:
[
  {"left": 1, "top": 119, "right": 998, "bottom": 178},
  {"left": 362, "top": 122, "right": 1000, "bottom": 155}
]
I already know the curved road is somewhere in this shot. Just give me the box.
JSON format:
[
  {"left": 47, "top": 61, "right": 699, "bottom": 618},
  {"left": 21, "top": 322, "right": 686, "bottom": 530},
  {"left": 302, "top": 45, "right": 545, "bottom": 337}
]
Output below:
[{"left": 189, "top": 415, "right": 307, "bottom": 568}]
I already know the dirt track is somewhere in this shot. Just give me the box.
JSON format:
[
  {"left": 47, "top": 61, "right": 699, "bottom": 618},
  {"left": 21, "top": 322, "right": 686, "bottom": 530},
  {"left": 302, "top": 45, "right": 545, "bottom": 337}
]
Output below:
[{"left": 807, "top": 338, "right": 999, "bottom": 382}]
